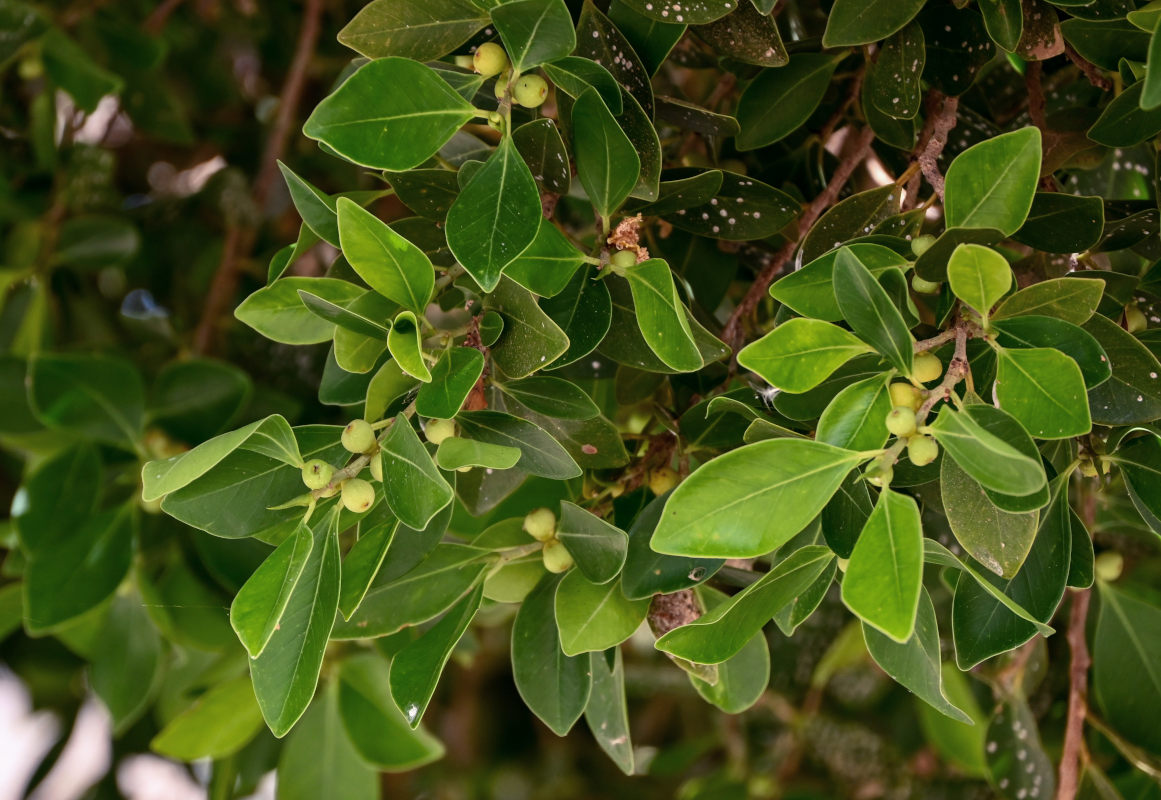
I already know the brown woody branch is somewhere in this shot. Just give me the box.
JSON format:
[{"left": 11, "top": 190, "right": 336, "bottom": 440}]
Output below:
[
  {"left": 192, "top": 0, "right": 324, "bottom": 355},
  {"left": 721, "top": 125, "right": 876, "bottom": 352},
  {"left": 1056, "top": 587, "right": 1093, "bottom": 798},
  {"left": 1064, "top": 42, "right": 1113, "bottom": 92},
  {"left": 916, "top": 319, "right": 970, "bottom": 421},
  {"left": 1026, "top": 62, "right": 1047, "bottom": 133}
]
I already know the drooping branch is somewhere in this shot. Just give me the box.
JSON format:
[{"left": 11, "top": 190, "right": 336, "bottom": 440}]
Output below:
[
  {"left": 192, "top": 0, "right": 324, "bottom": 355},
  {"left": 720, "top": 125, "right": 876, "bottom": 352},
  {"left": 1056, "top": 587, "right": 1093, "bottom": 799}
]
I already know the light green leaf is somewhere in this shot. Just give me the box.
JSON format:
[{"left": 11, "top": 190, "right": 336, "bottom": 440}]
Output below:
[
  {"left": 943, "top": 126, "right": 1041, "bottom": 235},
  {"left": 456, "top": 410, "right": 581, "bottom": 479},
  {"left": 929, "top": 405, "right": 1046, "bottom": 498},
  {"left": 387, "top": 310, "right": 433, "bottom": 382},
  {"left": 994, "top": 347, "right": 1091, "bottom": 439},
  {"left": 502, "top": 221, "right": 586, "bottom": 298},
  {"left": 556, "top": 501, "right": 628, "bottom": 584},
  {"left": 816, "top": 374, "right": 893, "bottom": 452},
  {"left": 435, "top": 438, "right": 522, "bottom": 470},
  {"left": 298, "top": 290, "right": 391, "bottom": 341},
  {"left": 993, "top": 276, "right": 1104, "bottom": 325},
  {"left": 416, "top": 347, "right": 485, "bottom": 419},
  {"left": 278, "top": 161, "right": 339, "bottom": 246},
  {"left": 555, "top": 573, "right": 649, "bottom": 656},
  {"left": 230, "top": 524, "right": 314, "bottom": 658},
  {"left": 621, "top": 259, "right": 700, "bottom": 372},
  {"left": 738, "top": 318, "right": 874, "bottom": 394},
  {"left": 689, "top": 586, "right": 770, "bottom": 714},
  {"left": 338, "top": 653, "right": 444, "bottom": 769},
  {"left": 151, "top": 675, "right": 265, "bottom": 761},
  {"left": 946, "top": 243, "right": 1011, "bottom": 320},
  {"left": 337, "top": 197, "right": 434, "bottom": 314},
  {"left": 941, "top": 453, "right": 1038, "bottom": 580},
  {"left": 833, "top": 247, "right": 914, "bottom": 375},
  {"left": 770, "top": 243, "right": 909, "bottom": 322},
  {"left": 236, "top": 278, "right": 365, "bottom": 345}
]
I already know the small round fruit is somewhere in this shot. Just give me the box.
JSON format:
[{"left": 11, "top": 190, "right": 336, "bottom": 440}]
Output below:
[
  {"left": 889, "top": 382, "right": 922, "bottom": 410},
  {"left": 542, "top": 538, "right": 574, "bottom": 573},
  {"left": 341, "top": 478, "right": 375, "bottom": 513},
  {"left": 513, "top": 74, "right": 548, "bottom": 108},
  {"left": 473, "top": 42, "right": 508, "bottom": 77},
  {"left": 454, "top": 54, "right": 475, "bottom": 69},
  {"left": 1126, "top": 305, "right": 1147, "bottom": 334},
  {"left": 907, "top": 435, "right": 939, "bottom": 467},
  {"left": 648, "top": 466, "right": 679, "bottom": 496},
  {"left": 865, "top": 463, "right": 893, "bottom": 488},
  {"left": 885, "top": 406, "right": 918, "bottom": 437},
  {"left": 912, "top": 352, "right": 943, "bottom": 383},
  {"left": 523, "top": 507, "right": 557, "bottom": 542},
  {"left": 610, "top": 249, "right": 637, "bottom": 272},
  {"left": 493, "top": 69, "right": 511, "bottom": 98},
  {"left": 910, "top": 234, "right": 936, "bottom": 257},
  {"left": 302, "top": 459, "right": 335, "bottom": 490},
  {"left": 342, "top": 419, "right": 376, "bottom": 453},
  {"left": 1095, "top": 550, "right": 1124, "bottom": 582},
  {"left": 369, "top": 452, "right": 383, "bottom": 482},
  {"left": 425, "top": 418, "right": 456, "bottom": 445},
  {"left": 911, "top": 274, "right": 941, "bottom": 295}
]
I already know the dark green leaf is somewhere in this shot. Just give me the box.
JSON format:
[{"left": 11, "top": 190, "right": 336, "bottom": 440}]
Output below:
[
  {"left": 337, "top": 0, "right": 490, "bottom": 61},
  {"left": 833, "top": 246, "right": 914, "bottom": 375},
  {"left": 822, "top": 0, "right": 925, "bottom": 46},
  {"left": 380, "top": 414, "right": 454, "bottom": 529},
  {"left": 416, "top": 347, "right": 485, "bottom": 419},
  {"left": 736, "top": 53, "right": 843, "bottom": 150},
  {"left": 492, "top": 0, "right": 576, "bottom": 71}
]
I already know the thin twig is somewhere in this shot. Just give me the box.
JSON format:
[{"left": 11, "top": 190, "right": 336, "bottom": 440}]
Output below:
[
  {"left": 913, "top": 327, "right": 958, "bottom": 353},
  {"left": 917, "top": 320, "right": 971, "bottom": 421},
  {"left": 1057, "top": 588, "right": 1093, "bottom": 799},
  {"left": 192, "top": 0, "right": 324, "bottom": 355},
  {"left": 721, "top": 126, "right": 876, "bottom": 352},
  {"left": 1064, "top": 42, "right": 1113, "bottom": 92},
  {"left": 903, "top": 90, "right": 959, "bottom": 210},
  {"left": 1026, "top": 61, "right": 1047, "bottom": 132},
  {"left": 917, "top": 93, "right": 959, "bottom": 202}
]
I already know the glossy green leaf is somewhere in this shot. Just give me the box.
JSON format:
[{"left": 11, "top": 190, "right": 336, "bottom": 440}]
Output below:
[
  {"left": 29, "top": 352, "right": 143, "bottom": 448},
  {"left": 621, "top": 259, "right": 700, "bottom": 372},
  {"left": 435, "top": 438, "right": 522, "bottom": 470},
  {"left": 380, "top": 414, "right": 454, "bottom": 529},
  {"left": 487, "top": 276, "right": 572, "bottom": 378},
  {"left": 663, "top": 170, "right": 799, "bottom": 241},
  {"left": 1012, "top": 193, "right": 1105, "bottom": 253},
  {"left": 339, "top": 517, "right": 398, "bottom": 619},
  {"left": 541, "top": 265, "right": 612, "bottom": 367},
  {"left": 236, "top": 278, "right": 365, "bottom": 345},
  {"left": 737, "top": 318, "right": 874, "bottom": 394},
  {"left": 278, "top": 161, "right": 339, "bottom": 246},
  {"left": 492, "top": 0, "right": 576, "bottom": 71},
  {"left": 499, "top": 376, "right": 600, "bottom": 420},
  {"left": 913, "top": 227, "right": 1003, "bottom": 282},
  {"left": 387, "top": 311, "right": 432, "bottom": 382},
  {"left": 833, "top": 246, "right": 914, "bottom": 375},
  {"left": 230, "top": 523, "right": 314, "bottom": 658},
  {"left": 573, "top": 89, "right": 640, "bottom": 220},
  {"left": 1088, "top": 81, "right": 1161, "bottom": 147},
  {"left": 992, "top": 316, "right": 1111, "bottom": 389},
  {"left": 652, "top": 439, "right": 859, "bottom": 558},
  {"left": 771, "top": 243, "right": 909, "bottom": 322},
  {"left": 841, "top": 490, "right": 923, "bottom": 643},
  {"left": 941, "top": 452, "right": 1038, "bottom": 580},
  {"left": 391, "top": 584, "right": 482, "bottom": 727},
  {"left": 736, "top": 53, "right": 843, "bottom": 150},
  {"left": 655, "top": 546, "right": 834, "bottom": 663},
  {"left": 512, "top": 574, "right": 592, "bottom": 735},
  {"left": 446, "top": 137, "right": 541, "bottom": 292},
  {"left": 556, "top": 574, "right": 649, "bottom": 656},
  {"left": 946, "top": 244, "right": 1011, "bottom": 319},
  {"left": 502, "top": 221, "right": 586, "bottom": 298},
  {"left": 337, "top": 197, "right": 434, "bottom": 314},
  {"left": 1084, "top": 313, "right": 1161, "bottom": 425},
  {"left": 555, "top": 501, "right": 628, "bottom": 584},
  {"left": 689, "top": 586, "right": 770, "bottom": 714},
  {"left": 151, "top": 675, "right": 265, "bottom": 760},
  {"left": 929, "top": 405, "right": 1046, "bottom": 498},
  {"left": 943, "top": 127, "right": 1041, "bottom": 236},
  {"left": 816, "top": 374, "right": 892, "bottom": 452},
  {"left": 1093, "top": 582, "right": 1161, "bottom": 755},
  {"left": 337, "top": 653, "right": 444, "bottom": 769},
  {"left": 584, "top": 649, "right": 634, "bottom": 775},
  {"left": 822, "top": 0, "right": 925, "bottom": 46},
  {"left": 993, "top": 277, "right": 1104, "bottom": 325},
  {"left": 299, "top": 289, "right": 390, "bottom": 342},
  {"left": 1112, "top": 434, "right": 1161, "bottom": 537},
  {"left": 977, "top": 0, "right": 1023, "bottom": 51},
  {"left": 800, "top": 185, "right": 902, "bottom": 264},
  {"left": 416, "top": 347, "right": 484, "bottom": 419},
  {"left": 456, "top": 410, "right": 581, "bottom": 479},
  {"left": 337, "top": 0, "right": 489, "bottom": 61},
  {"left": 621, "top": 494, "right": 722, "bottom": 601},
  {"left": 279, "top": 681, "right": 377, "bottom": 800},
  {"left": 513, "top": 118, "right": 571, "bottom": 197},
  {"left": 541, "top": 56, "right": 624, "bottom": 114},
  {"left": 994, "top": 347, "right": 1091, "bottom": 439}
]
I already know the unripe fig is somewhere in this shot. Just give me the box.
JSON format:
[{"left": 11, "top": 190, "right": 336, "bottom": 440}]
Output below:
[
  {"left": 513, "top": 74, "right": 548, "bottom": 108},
  {"left": 523, "top": 507, "right": 557, "bottom": 542},
  {"left": 907, "top": 435, "right": 939, "bottom": 467},
  {"left": 911, "top": 274, "right": 941, "bottom": 295},
  {"left": 369, "top": 451, "right": 383, "bottom": 482},
  {"left": 473, "top": 42, "right": 508, "bottom": 77},
  {"left": 865, "top": 463, "right": 893, "bottom": 488},
  {"left": 1126, "top": 305, "right": 1147, "bottom": 334},
  {"left": 1095, "top": 551, "right": 1124, "bottom": 582},
  {"left": 493, "top": 69, "right": 511, "bottom": 98},
  {"left": 302, "top": 459, "right": 335, "bottom": 490},
  {"left": 910, "top": 234, "right": 936, "bottom": 257},
  {"left": 889, "top": 381, "right": 922, "bottom": 410},
  {"left": 610, "top": 249, "right": 637, "bottom": 272},
  {"left": 648, "top": 466, "right": 679, "bottom": 496},
  {"left": 454, "top": 55, "right": 475, "bottom": 70},
  {"left": 342, "top": 419, "right": 376, "bottom": 453},
  {"left": 341, "top": 478, "right": 375, "bottom": 513},
  {"left": 885, "top": 406, "right": 918, "bottom": 437},
  {"left": 911, "top": 352, "right": 943, "bottom": 383},
  {"left": 425, "top": 418, "right": 456, "bottom": 445},
  {"left": 542, "top": 538, "right": 574, "bottom": 573}
]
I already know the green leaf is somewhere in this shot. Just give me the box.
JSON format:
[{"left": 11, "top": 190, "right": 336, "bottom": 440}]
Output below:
[
  {"left": 555, "top": 574, "right": 649, "bottom": 656},
  {"left": 992, "top": 316, "right": 1111, "bottom": 389},
  {"left": 339, "top": 517, "right": 398, "bottom": 619},
  {"left": 142, "top": 414, "right": 302, "bottom": 502},
  {"left": 337, "top": 653, "right": 444, "bottom": 769},
  {"left": 613, "top": 0, "right": 735, "bottom": 26},
  {"left": 1144, "top": 24, "right": 1161, "bottom": 109},
  {"left": 584, "top": 649, "right": 635, "bottom": 775},
  {"left": 492, "top": 0, "right": 576, "bottom": 71},
  {"left": 29, "top": 352, "right": 143, "bottom": 448},
  {"left": 816, "top": 374, "right": 893, "bottom": 452},
  {"left": 337, "top": 0, "right": 489, "bottom": 61},
  {"left": 541, "top": 265, "right": 612, "bottom": 367},
  {"left": 279, "top": 681, "right": 378, "bottom": 800},
  {"left": 485, "top": 277, "right": 571, "bottom": 377},
  {"left": 801, "top": 186, "right": 902, "bottom": 264},
  {"left": 738, "top": 318, "right": 874, "bottom": 394},
  {"left": 1012, "top": 193, "right": 1105, "bottom": 253},
  {"left": 833, "top": 246, "right": 915, "bottom": 375},
  {"left": 512, "top": 574, "right": 592, "bottom": 736},
  {"left": 655, "top": 546, "right": 834, "bottom": 664},
  {"left": 390, "top": 584, "right": 482, "bottom": 727},
  {"left": 978, "top": 0, "right": 1023, "bottom": 51},
  {"left": 736, "top": 53, "right": 844, "bottom": 150},
  {"left": 151, "top": 675, "right": 265, "bottom": 761},
  {"left": 913, "top": 227, "right": 1003, "bottom": 282},
  {"left": 917, "top": 665, "right": 988, "bottom": 776},
  {"left": 1111, "top": 434, "right": 1161, "bottom": 537},
  {"left": 435, "top": 437, "right": 522, "bottom": 470},
  {"left": 298, "top": 290, "right": 391, "bottom": 341},
  {"left": 993, "top": 277, "right": 1104, "bottom": 325},
  {"left": 456, "top": 410, "right": 582, "bottom": 479},
  {"left": 278, "top": 161, "right": 340, "bottom": 246},
  {"left": 841, "top": 490, "right": 924, "bottom": 643},
  {"left": 555, "top": 501, "right": 628, "bottom": 584},
  {"left": 387, "top": 310, "right": 433, "bottom": 382},
  {"left": 502, "top": 221, "right": 586, "bottom": 298},
  {"left": 250, "top": 519, "right": 340, "bottom": 737},
  {"left": 771, "top": 243, "right": 909, "bottom": 322},
  {"left": 380, "top": 414, "right": 454, "bottom": 529},
  {"left": 14, "top": 444, "right": 101, "bottom": 557},
  {"left": 41, "top": 28, "right": 123, "bottom": 113},
  {"left": 663, "top": 170, "right": 800, "bottom": 241},
  {"left": 236, "top": 277, "right": 365, "bottom": 345},
  {"left": 1093, "top": 582, "right": 1161, "bottom": 755},
  {"left": 863, "top": 589, "right": 973, "bottom": 723},
  {"left": 620, "top": 260, "right": 700, "bottom": 372},
  {"left": 946, "top": 244, "right": 1011, "bottom": 320},
  {"left": 303, "top": 58, "right": 476, "bottom": 170},
  {"left": 90, "top": 592, "right": 162, "bottom": 732},
  {"left": 541, "top": 56, "right": 624, "bottom": 114},
  {"left": 652, "top": 439, "right": 859, "bottom": 558},
  {"left": 230, "top": 523, "right": 314, "bottom": 658},
  {"left": 499, "top": 377, "right": 599, "bottom": 420},
  {"left": 822, "top": 0, "right": 925, "bottom": 46},
  {"left": 572, "top": 89, "right": 640, "bottom": 219},
  {"left": 386, "top": 168, "right": 459, "bottom": 220},
  {"left": 985, "top": 693, "right": 1056, "bottom": 800},
  {"left": 943, "top": 127, "right": 1041, "bottom": 235},
  {"left": 994, "top": 347, "right": 1092, "bottom": 439},
  {"left": 24, "top": 504, "right": 133, "bottom": 635},
  {"left": 696, "top": 2, "right": 787, "bottom": 67},
  {"left": 1088, "top": 81, "right": 1161, "bottom": 147},
  {"left": 416, "top": 347, "right": 485, "bottom": 419},
  {"left": 148, "top": 358, "right": 252, "bottom": 442},
  {"left": 689, "top": 586, "right": 771, "bottom": 714},
  {"left": 1084, "top": 313, "right": 1161, "bottom": 425},
  {"left": 446, "top": 137, "right": 541, "bottom": 292},
  {"left": 337, "top": 197, "right": 434, "bottom": 314},
  {"left": 929, "top": 405, "right": 1047, "bottom": 498},
  {"left": 621, "top": 495, "right": 722, "bottom": 601}
]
